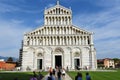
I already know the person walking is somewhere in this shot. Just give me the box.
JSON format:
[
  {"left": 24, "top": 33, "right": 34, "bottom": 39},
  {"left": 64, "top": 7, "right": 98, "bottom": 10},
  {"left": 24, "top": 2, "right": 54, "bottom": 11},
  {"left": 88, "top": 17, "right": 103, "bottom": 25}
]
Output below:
[{"left": 86, "top": 72, "right": 91, "bottom": 80}]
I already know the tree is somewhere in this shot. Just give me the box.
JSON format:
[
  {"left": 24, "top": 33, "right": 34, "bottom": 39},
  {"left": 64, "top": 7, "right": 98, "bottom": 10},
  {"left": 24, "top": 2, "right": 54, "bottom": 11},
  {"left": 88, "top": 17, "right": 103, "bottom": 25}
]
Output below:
[
  {"left": 113, "top": 58, "right": 120, "bottom": 63},
  {"left": 15, "top": 59, "right": 20, "bottom": 67},
  {"left": 7, "top": 57, "right": 13, "bottom": 62},
  {"left": 113, "top": 58, "right": 120, "bottom": 68}
]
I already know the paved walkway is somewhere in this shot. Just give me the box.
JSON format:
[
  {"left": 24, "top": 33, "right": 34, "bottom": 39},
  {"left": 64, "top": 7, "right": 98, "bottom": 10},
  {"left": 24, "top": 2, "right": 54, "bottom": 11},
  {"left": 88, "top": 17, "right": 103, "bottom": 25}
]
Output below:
[
  {"left": 64, "top": 73, "right": 72, "bottom": 80},
  {"left": 42, "top": 73, "right": 72, "bottom": 80}
]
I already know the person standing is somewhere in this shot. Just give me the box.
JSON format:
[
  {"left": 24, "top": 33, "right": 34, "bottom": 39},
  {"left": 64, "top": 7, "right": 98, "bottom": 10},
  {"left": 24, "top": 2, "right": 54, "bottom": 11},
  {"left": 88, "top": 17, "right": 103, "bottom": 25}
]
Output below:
[
  {"left": 86, "top": 72, "right": 91, "bottom": 80},
  {"left": 62, "top": 68, "right": 66, "bottom": 79},
  {"left": 46, "top": 72, "right": 55, "bottom": 80},
  {"left": 75, "top": 72, "right": 82, "bottom": 80},
  {"left": 57, "top": 69, "right": 62, "bottom": 80},
  {"left": 37, "top": 71, "right": 44, "bottom": 80},
  {"left": 49, "top": 67, "right": 53, "bottom": 73},
  {"left": 77, "top": 72, "right": 82, "bottom": 80},
  {"left": 52, "top": 69, "right": 56, "bottom": 76},
  {"left": 30, "top": 75, "right": 37, "bottom": 80},
  {"left": 33, "top": 71, "right": 37, "bottom": 77}
]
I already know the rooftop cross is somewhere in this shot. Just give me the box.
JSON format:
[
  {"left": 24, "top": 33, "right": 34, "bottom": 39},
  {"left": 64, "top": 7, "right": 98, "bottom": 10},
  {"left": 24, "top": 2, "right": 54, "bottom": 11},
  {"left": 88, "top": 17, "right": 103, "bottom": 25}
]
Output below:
[{"left": 57, "top": 0, "right": 59, "bottom": 5}]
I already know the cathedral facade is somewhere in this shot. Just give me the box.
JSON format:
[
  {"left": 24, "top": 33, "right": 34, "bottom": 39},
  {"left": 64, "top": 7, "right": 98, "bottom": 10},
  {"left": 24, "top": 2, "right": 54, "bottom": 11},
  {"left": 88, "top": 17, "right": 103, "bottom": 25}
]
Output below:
[{"left": 20, "top": 2, "right": 97, "bottom": 71}]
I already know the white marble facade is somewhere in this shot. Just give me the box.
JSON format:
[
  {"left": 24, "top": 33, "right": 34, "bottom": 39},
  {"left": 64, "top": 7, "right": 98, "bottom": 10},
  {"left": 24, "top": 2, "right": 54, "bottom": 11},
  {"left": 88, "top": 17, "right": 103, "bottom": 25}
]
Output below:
[{"left": 20, "top": 1, "right": 97, "bottom": 71}]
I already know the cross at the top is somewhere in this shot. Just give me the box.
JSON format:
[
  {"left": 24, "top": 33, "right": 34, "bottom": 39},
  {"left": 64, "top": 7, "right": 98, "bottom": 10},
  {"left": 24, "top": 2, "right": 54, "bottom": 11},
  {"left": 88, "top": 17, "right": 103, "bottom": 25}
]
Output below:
[{"left": 57, "top": 0, "right": 59, "bottom": 5}]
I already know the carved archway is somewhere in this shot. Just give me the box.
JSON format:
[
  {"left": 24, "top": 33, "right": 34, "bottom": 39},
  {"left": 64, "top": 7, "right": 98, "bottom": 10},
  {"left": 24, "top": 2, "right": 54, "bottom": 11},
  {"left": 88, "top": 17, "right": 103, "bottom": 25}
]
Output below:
[{"left": 53, "top": 47, "right": 64, "bottom": 68}]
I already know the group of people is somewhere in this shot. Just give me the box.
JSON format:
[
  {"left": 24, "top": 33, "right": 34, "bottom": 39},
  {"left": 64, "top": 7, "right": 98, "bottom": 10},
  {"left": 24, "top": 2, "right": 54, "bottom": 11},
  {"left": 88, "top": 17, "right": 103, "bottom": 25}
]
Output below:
[
  {"left": 30, "top": 67, "right": 91, "bottom": 80},
  {"left": 30, "top": 71, "right": 44, "bottom": 80},
  {"left": 75, "top": 72, "right": 91, "bottom": 80},
  {"left": 46, "top": 67, "right": 66, "bottom": 80}
]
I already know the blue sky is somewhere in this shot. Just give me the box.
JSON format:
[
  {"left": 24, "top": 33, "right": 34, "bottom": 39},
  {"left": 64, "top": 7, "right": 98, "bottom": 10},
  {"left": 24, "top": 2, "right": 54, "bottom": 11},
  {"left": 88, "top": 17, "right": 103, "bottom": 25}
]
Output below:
[{"left": 0, "top": 0, "right": 120, "bottom": 59}]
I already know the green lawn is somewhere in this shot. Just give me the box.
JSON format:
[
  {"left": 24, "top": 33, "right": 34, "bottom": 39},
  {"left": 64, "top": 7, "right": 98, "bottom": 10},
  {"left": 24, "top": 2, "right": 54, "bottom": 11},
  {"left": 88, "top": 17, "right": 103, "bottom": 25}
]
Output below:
[
  {"left": 0, "top": 71, "right": 47, "bottom": 80},
  {"left": 0, "top": 70, "right": 120, "bottom": 80},
  {"left": 67, "top": 69, "right": 120, "bottom": 80}
]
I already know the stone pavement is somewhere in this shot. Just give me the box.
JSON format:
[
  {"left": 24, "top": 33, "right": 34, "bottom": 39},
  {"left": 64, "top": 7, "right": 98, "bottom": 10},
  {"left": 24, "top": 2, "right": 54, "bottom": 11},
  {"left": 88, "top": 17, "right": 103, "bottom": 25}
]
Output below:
[
  {"left": 42, "top": 73, "right": 72, "bottom": 80},
  {"left": 64, "top": 73, "right": 72, "bottom": 80}
]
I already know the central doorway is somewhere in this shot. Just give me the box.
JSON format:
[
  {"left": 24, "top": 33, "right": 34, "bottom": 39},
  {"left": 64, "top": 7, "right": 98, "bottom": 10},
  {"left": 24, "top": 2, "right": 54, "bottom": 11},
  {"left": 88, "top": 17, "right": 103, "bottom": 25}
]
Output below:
[{"left": 55, "top": 55, "right": 62, "bottom": 68}]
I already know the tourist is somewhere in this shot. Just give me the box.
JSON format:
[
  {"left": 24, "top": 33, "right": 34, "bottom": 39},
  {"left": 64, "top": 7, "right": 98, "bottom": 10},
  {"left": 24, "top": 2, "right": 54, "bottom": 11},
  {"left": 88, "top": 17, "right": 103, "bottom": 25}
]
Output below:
[
  {"left": 46, "top": 72, "right": 55, "bottom": 80},
  {"left": 49, "top": 67, "right": 53, "bottom": 73},
  {"left": 86, "top": 72, "right": 91, "bottom": 80},
  {"left": 30, "top": 75, "right": 37, "bottom": 80},
  {"left": 62, "top": 68, "right": 66, "bottom": 79},
  {"left": 77, "top": 72, "right": 82, "bottom": 80},
  {"left": 75, "top": 72, "right": 82, "bottom": 80},
  {"left": 37, "top": 71, "right": 44, "bottom": 80},
  {"left": 66, "top": 66, "right": 69, "bottom": 72},
  {"left": 75, "top": 72, "right": 79, "bottom": 80},
  {"left": 55, "top": 66, "right": 59, "bottom": 72},
  {"left": 57, "top": 69, "right": 62, "bottom": 80},
  {"left": 52, "top": 69, "right": 56, "bottom": 76},
  {"left": 33, "top": 71, "right": 37, "bottom": 77},
  {"left": 62, "top": 68, "right": 66, "bottom": 77}
]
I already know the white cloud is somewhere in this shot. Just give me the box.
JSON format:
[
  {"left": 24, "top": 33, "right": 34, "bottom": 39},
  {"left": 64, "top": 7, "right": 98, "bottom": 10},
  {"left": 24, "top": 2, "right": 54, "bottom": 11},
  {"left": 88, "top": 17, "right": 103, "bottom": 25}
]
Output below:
[
  {"left": 35, "top": 19, "right": 43, "bottom": 25},
  {"left": 0, "top": 2, "right": 20, "bottom": 13},
  {"left": 93, "top": 0, "right": 120, "bottom": 8},
  {"left": 11, "top": 19, "right": 24, "bottom": 24},
  {"left": 0, "top": 19, "right": 32, "bottom": 58},
  {"left": 46, "top": 3, "right": 55, "bottom": 8},
  {"left": 73, "top": 3, "right": 120, "bottom": 58},
  {"left": 0, "top": 1, "right": 43, "bottom": 58},
  {"left": 0, "top": 1, "right": 43, "bottom": 13},
  {"left": 95, "top": 38, "right": 120, "bottom": 58}
]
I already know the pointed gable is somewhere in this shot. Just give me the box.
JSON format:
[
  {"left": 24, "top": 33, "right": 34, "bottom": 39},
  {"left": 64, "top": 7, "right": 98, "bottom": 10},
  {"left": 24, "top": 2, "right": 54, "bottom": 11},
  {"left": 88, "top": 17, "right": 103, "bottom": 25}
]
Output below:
[{"left": 44, "top": 2, "right": 72, "bottom": 15}]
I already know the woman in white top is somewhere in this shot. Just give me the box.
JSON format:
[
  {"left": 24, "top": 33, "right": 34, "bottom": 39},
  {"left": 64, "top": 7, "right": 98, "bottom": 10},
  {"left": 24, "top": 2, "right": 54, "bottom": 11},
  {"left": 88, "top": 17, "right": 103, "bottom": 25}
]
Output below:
[{"left": 62, "top": 68, "right": 66, "bottom": 77}]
